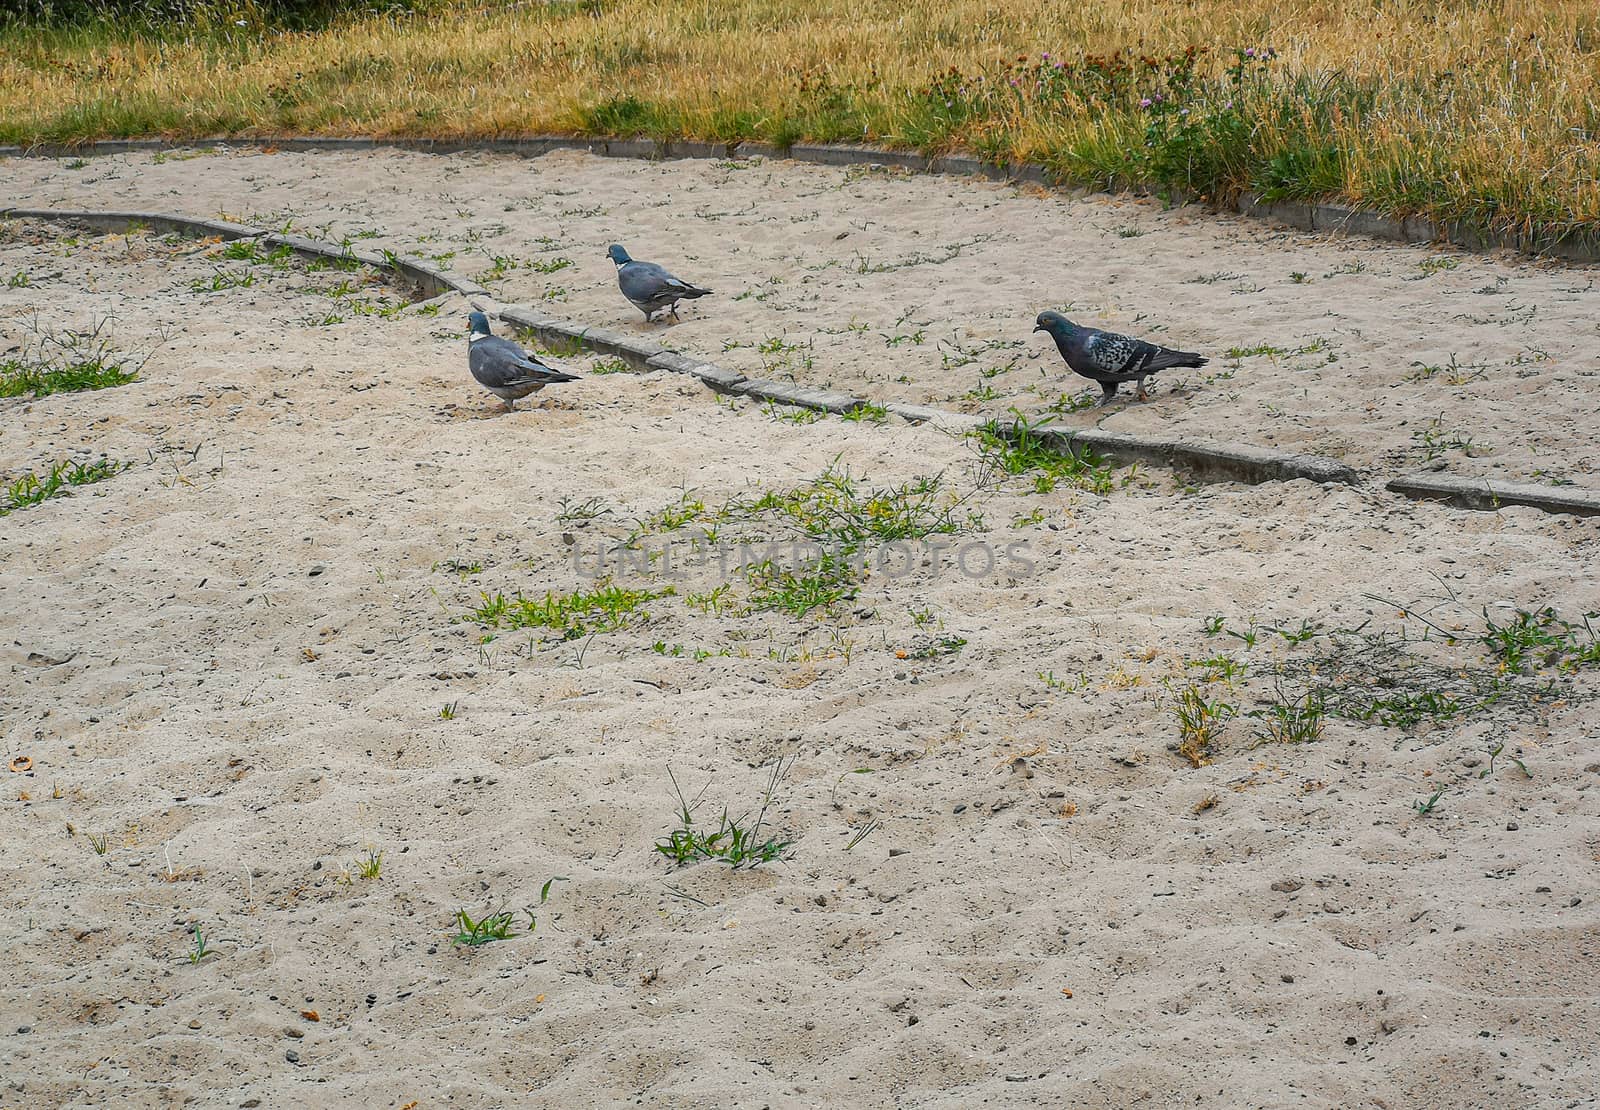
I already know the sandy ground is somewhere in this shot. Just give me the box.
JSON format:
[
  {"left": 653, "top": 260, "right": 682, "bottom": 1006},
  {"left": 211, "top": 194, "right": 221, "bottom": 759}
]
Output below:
[{"left": 1, "top": 152, "right": 1599, "bottom": 1109}]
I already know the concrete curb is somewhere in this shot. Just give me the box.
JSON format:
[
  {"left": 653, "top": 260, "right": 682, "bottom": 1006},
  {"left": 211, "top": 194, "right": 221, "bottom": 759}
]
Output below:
[
  {"left": 0, "top": 207, "right": 479, "bottom": 300},
  {"left": 1041, "top": 427, "right": 1359, "bottom": 486},
  {"left": 2, "top": 206, "right": 262, "bottom": 242},
  {"left": 5, "top": 135, "right": 1596, "bottom": 260},
  {"left": 733, "top": 379, "right": 868, "bottom": 415},
  {"left": 1386, "top": 474, "right": 1600, "bottom": 517},
  {"left": 15, "top": 202, "right": 1592, "bottom": 509}
]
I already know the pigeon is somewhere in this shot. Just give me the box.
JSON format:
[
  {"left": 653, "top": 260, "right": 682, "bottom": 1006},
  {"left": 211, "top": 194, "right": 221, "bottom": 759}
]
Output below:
[
  {"left": 466, "top": 311, "right": 578, "bottom": 412},
  {"left": 1034, "top": 311, "right": 1207, "bottom": 406},
  {"left": 606, "top": 244, "right": 712, "bottom": 322}
]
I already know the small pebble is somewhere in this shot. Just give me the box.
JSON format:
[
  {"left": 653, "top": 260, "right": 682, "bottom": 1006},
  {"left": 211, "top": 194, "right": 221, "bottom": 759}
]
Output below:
[{"left": 285, "top": 1050, "right": 300, "bottom": 1064}]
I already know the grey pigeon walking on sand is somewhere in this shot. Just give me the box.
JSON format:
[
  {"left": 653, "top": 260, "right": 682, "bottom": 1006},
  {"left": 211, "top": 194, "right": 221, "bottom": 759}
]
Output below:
[
  {"left": 466, "top": 311, "right": 578, "bottom": 412},
  {"left": 1034, "top": 311, "right": 1207, "bottom": 406},
  {"left": 607, "top": 244, "right": 712, "bottom": 322}
]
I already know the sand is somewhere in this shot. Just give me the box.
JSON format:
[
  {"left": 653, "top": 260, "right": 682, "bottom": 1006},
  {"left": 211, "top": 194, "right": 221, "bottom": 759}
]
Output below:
[{"left": 1, "top": 149, "right": 1598, "bottom": 1109}]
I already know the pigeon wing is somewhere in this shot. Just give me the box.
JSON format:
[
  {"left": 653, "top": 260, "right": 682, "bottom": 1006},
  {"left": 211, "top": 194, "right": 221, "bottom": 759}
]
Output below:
[
  {"left": 620, "top": 260, "right": 708, "bottom": 303},
  {"left": 1079, "top": 331, "right": 1154, "bottom": 381},
  {"left": 471, "top": 336, "right": 578, "bottom": 387}
]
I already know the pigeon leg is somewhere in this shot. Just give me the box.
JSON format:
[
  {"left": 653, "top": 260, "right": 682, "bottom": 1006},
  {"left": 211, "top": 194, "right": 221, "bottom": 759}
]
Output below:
[
  {"left": 670, "top": 301, "right": 681, "bottom": 320},
  {"left": 1097, "top": 380, "right": 1119, "bottom": 407},
  {"left": 504, "top": 397, "right": 516, "bottom": 413},
  {"left": 1135, "top": 377, "right": 1150, "bottom": 402}
]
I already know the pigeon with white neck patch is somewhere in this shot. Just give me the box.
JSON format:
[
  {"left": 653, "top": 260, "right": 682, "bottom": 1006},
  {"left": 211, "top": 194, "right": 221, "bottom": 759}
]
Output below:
[
  {"left": 1034, "top": 311, "right": 1206, "bottom": 406},
  {"left": 466, "top": 311, "right": 578, "bottom": 412},
  {"left": 607, "top": 244, "right": 712, "bottom": 322}
]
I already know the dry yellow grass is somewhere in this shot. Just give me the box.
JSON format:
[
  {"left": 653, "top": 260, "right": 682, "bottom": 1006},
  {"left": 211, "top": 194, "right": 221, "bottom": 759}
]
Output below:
[{"left": 4, "top": 0, "right": 1600, "bottom": 230}]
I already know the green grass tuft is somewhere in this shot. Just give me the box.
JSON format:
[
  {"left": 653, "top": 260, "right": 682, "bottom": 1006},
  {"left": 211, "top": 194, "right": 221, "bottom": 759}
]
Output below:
[
  {"left": 972, "top": 411, "right": 1114, "bottom": 495},
  {"left": 463, "top": 583, "right": 667, "bottom": 638},
  {"left": 655, "top": 760, "right": 795, "bottom": 869},
  {"left": 2, "top": 457, "right": 124, "bottom": 517}
]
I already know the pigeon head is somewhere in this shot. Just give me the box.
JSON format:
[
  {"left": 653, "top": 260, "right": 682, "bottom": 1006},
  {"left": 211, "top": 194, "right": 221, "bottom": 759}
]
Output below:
[
  {"left": 606, "top": 244, "right": 631, "bottom": 266},
  {"left": 467, "top": 311, "right": 492, "bottom": 337},
  {"left": 1033, "top": 311, "right": 1076, "bottom": 337}
]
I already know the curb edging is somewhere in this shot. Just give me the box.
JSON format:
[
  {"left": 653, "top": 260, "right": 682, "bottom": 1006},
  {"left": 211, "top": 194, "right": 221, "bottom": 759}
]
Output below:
[
  {"left": 1042, "top": 427, "right": 1358, "bottom": 487},
  {"left": 9, "top": 203, "right": 1599, "bottom": 514},
  {"left": 1385, "top": 474, "right": 1600, "bottom": 517}
]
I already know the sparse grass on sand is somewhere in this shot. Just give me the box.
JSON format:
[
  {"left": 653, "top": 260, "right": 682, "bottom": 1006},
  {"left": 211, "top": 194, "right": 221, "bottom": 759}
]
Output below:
[{"left": 5, "top": 1, "right": 1600, "bottom": 236}]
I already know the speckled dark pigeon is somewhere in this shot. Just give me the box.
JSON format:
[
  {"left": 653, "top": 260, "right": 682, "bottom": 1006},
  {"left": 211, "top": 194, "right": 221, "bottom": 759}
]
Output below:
[
  {"left": 1034, "top": 310, "right": 1207, "bottom": 405},
  {"left": 607, "top": 244, "right": 712, "bottom": 322},
  {"left": 466, "top": 311, "right": 578, "bottom": 412}
]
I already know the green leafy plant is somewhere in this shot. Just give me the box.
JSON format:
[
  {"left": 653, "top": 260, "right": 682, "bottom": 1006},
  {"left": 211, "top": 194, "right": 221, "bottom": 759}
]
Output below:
[
  {"left": 1410, "top": 415, "right": 1483, "bottom": 461},
  {"left": 1479, "top": 607, "right": 1600, "bottom": 673},
  {"left": 686, "top": 584, "right": 737, "bottom": 616},
  {"left": 1172, "top": 682, "right": 1234, "bottom": 767},
  {"left": 189, "top": 266, "right": 255, "bottom": 292},
  {"left": 971, "top": 411, "right": 1113, "bottom": 495},
  {"left": 1039, "top": 669, "right": 1088, "bottom": 693},
  {"left": 744, "top": 555, "right": 856, "bottom": 618},
  {"left": 1187, "top": 653, "right": 1247, "bottom": 685},
  {"left": 1413, "top": 787, "right": 1446, "bottom": 816},
  {"left": 0, "top": 321, "right": 145, "bottom": 399},
  {"left": 905, "top": 635, "right": 967, "bottom": 659},
  {"left": 1249, "top": 681, "right": 1326, "bottom": 744},
  {"left": 1479, "top": 741, "right": 1531, "bottom": 780},
  {"left": 2, "top": 458, "right": 123, "bottom": 517},
  {"left": 655, "top": 760, "right": 795, "bottom": 869},
  {"left": 840, "top": 401, "right": 888, "bottom": 423},
  {"left": 449, "top": 907, "right": 523, "bottom": 947},
  {"left": 556, "top": 494, "right": 612, "bottom": 523},
  {"left": 464, "top": 583, "right": 667, "bottom": 638},
  {"left": 188, "top": 924, "right": 214, "bottom": 965},
  {"left": 450, "top": 878, "right": 563, "bottom": 947}
]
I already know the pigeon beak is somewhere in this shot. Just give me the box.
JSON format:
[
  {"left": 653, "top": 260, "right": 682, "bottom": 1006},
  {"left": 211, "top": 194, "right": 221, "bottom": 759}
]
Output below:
[{"left": 1032, "top": 324, "right": 1045, "bottom": 333}]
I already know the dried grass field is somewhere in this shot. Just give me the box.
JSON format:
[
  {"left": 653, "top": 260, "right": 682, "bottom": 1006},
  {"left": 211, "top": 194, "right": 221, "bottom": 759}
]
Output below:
[{"left": 5, "top": 0, "right": 1600, "bottom": 235}]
